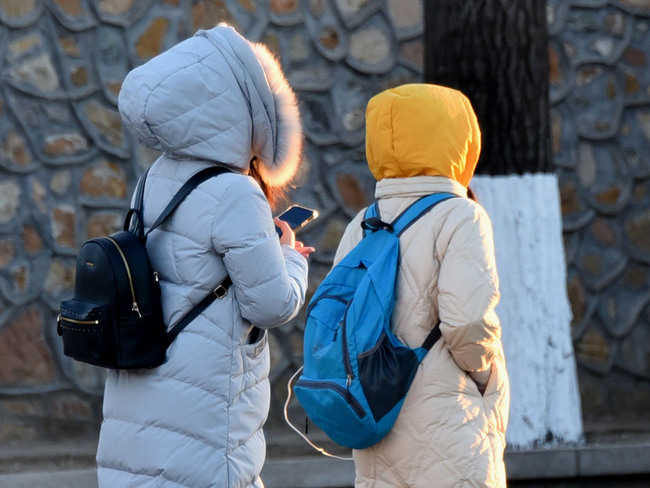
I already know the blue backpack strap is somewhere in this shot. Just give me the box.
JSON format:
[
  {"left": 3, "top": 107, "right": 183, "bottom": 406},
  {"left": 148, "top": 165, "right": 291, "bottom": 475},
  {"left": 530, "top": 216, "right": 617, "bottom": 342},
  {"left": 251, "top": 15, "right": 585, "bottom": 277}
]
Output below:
[
  {"left": 392, "top": 193, "right": 457, "bottom": 237},
  {"left": 361, "top": 202, "right": 393, "bottom": 237}
]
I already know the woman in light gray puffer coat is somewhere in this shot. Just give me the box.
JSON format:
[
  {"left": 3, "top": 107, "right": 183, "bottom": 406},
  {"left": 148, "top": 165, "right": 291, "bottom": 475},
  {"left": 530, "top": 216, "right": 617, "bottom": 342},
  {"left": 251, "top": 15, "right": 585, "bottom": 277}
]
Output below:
[{"left": 96, "top": 25, "right": 312, "bottom": 488}]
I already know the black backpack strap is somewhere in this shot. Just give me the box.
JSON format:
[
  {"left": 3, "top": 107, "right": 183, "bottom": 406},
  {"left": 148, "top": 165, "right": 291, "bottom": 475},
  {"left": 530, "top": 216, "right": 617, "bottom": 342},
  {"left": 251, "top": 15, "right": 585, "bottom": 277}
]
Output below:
[
  {"left": 123, "top": 167, "right": 151, "bottom": 237},
  {"left": 166, "top": 275, "right": 233, "bottom": 343},
  {"left": 421, "top": 322, "right": 442, "bottom": 350},
  {"left": 146, "top": 165, "right": 232, "bottom": 236}
]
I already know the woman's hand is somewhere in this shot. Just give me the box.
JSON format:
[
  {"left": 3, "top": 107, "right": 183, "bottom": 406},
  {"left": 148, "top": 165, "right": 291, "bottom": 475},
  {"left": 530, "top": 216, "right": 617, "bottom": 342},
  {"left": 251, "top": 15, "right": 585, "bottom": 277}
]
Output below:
[
  {"left": 294, "top": 241, "right": 315, "bottom": 258},
  {"left": 274, "top": 218, "right": 315, "bottom": 258}
]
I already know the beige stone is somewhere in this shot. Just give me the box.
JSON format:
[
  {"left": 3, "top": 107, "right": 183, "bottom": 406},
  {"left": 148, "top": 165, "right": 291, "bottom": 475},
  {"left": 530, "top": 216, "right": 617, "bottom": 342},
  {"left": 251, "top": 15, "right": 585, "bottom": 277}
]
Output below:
[
  {"left": 45, "top": 259, "right": 76, "bottom": 294},
  {"left": 577, "top": 143, "right": 597, "bottom": 187},
  {"left": 51, "top": 170, "right": 72, "bottom": 195},
  {"left": 84, "top": 100, "right": 123, "bottom": 147},
  {"left": 80, "top": 159, "right": 127, "bottom": 198},
  {"left": 191, "top": 0, "right": 236, "bottom": 32},
  {"left": 575, "top": 327, "right": 610, "bottom": 366},
  {"left": 400, "top": 40, "right": 423, "bottom": 70},
  {"left": 0, "top": 0, "right": 37, "bottom": 17},
  {"left": 1, "top": 399, "right": 44, "bottom": 416},
  {"left": 50, "top": 394, "right": 93, "bottom": 421},
  {"left": 271, "top": 0, "right": 298, "bottom": 14},
  {"left": 69, "top": 65, "right": 88, "bottom": 86},
  {"left": 636, "top": 111, "right": 650, "bottom": 141},
  {"left": 342, "top": 107, "right": 364, "bottom": 132},
  {"left": 1, "top": 129, "right": 31, "bottom": 166},
  {"left": 86, "top": 211, "right": 122, "bottom": 239},
  {"left": 349, "top": 27, "right": 390, "bottom": 66},
  {"left": 59, "top": 35, "right": 81, "bottom": 57},
  {"left": 0, "top": 240, "right": 16, "bottom": 269},
  {"left": 625, "top": 210, "right": 650, "bottom": 254},
  {"left": 9, "top": 53, "right": 61, "bottom": 93},
  {"left": 44, "top": 132, "right": 88, "bottom": 157},
  {"left": 335, "top": 0, "right": 371, "bottom": 17},
  {"left": 97, "top": 0, "right": 136, "bottom": 16},
  {"left": 386, "top": 0, "right": 422, "bottom": 31},
  {"left": 0, "top": 180, "right": 21, "bottom": 224},
  {"left": 0, "top": 307, "right": 55, "bottom": 386},
  {"left": 288, "top": 33, "right": 309, "bottom": 61},
  {"left": 319, "top": 26, "right": 340, "bottom": 50},
  {"left": 309, "top": 0, "right": 326, "bottom": 17},
  {"left": 22, "top": 225, "right": 42, "bottom": 254},
  {"left": 8, "top": 34, "right": 42, "bottom": 62},
  {"left": 12, "top": 263, "right": 29, "bottom": 293},
  {"left": 136, "top": 18, "right": 170, "bottom": 59},
  {"left": 318, "top": 217, "right": 347, "bottom": 254},
  {"left": 31, "top": 177, "right": 47, "bottom": 214},
  {"left": 0, "top": 422, "right": 37, "bottom": 442},
  {"left": 52, "top": 205, "right": 76, "bottom": 248},
  {"left": 54, "top": 0, "right": 84, "bottom": 16},
  {"left": 336, "top": 173, "right": 369, "bottom": 211},
  {"left": 237, "top": 0, "right": 256, "bottom": 12}
]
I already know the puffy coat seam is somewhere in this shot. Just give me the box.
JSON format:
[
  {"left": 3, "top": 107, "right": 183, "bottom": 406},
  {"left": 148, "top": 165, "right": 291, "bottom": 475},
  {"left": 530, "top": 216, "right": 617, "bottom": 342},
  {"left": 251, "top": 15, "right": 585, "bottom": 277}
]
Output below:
[
  {"left": 141, "top": 52, "right": 217, "bottom": 145},
  {"left": 97, "top": 465, "right": 194, "bottom": 488},
  {"left": 102, "top": 416, "right": 222, "bottom": 454},
  {"left": 156, "top": 366, "right": 230, "bottom": 401}
]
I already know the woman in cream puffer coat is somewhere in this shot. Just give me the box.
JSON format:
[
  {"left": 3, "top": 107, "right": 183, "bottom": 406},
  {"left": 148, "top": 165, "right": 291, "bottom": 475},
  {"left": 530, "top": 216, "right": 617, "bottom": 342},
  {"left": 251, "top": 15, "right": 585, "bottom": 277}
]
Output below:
[
  {"left": 333, "top": 84, "right": 510, "bottom": 488},
  {"left": 96, "top": 25, "right": 311, "bottom": 488}
]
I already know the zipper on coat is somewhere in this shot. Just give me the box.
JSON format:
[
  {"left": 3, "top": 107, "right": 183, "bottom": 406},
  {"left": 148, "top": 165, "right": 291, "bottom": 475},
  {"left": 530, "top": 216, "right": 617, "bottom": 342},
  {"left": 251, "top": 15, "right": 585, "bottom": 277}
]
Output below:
[
  {"left": 296, "top": 379, "right": 366, "bottom": 418},
  {"left": 105, "top": 236, "right": 141, "bottom": 318}
]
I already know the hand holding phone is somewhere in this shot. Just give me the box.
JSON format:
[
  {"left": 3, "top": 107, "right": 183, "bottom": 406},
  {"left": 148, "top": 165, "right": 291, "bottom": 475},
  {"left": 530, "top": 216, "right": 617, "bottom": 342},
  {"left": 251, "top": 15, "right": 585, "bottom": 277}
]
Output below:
[{"left": 275, "top": 205, "right": 319, "bottom": 237}]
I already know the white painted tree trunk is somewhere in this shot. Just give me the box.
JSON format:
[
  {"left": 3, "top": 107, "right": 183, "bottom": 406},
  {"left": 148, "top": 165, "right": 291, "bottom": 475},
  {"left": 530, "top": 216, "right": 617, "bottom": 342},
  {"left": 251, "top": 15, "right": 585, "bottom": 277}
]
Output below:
[{"left": 471, "top": 173, "right": 584, "bottom": 448}]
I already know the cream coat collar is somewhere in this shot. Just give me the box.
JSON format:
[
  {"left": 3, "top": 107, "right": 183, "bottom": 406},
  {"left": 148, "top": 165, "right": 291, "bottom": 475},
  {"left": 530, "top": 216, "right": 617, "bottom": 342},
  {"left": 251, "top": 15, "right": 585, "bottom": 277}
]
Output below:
[{"left": 375, "top": 176, "right": 468, "bottom": 200}]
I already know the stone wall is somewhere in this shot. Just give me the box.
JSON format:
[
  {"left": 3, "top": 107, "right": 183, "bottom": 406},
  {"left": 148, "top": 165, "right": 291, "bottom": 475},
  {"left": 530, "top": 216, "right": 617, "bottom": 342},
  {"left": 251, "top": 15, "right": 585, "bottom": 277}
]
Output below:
[
  {"left": 0, "top": 0, "right": 648, "bottom": 442},
  {"left": 548, "top": 0, "right": 650, "bottom": 426}
]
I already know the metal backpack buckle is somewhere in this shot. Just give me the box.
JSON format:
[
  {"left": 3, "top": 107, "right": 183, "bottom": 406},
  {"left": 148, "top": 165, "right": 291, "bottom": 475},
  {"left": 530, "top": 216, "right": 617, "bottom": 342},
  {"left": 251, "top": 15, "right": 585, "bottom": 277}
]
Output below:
[{"left": 213, "top": 284, "right": 228, "bottom": 298}]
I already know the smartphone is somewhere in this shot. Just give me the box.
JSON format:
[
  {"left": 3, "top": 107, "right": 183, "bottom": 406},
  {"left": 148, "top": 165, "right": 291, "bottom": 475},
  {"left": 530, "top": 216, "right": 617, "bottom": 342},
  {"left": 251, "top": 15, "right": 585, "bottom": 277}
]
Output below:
[{"left": 276, "top": 204, "right": 319, "bottom": 236}]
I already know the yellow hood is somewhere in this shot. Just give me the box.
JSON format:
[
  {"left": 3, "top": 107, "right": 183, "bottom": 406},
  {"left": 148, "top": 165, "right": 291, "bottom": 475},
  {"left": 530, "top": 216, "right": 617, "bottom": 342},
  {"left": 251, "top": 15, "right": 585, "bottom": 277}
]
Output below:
[{"left": 365, "top": 84, "right": 481, "bottom": 187}]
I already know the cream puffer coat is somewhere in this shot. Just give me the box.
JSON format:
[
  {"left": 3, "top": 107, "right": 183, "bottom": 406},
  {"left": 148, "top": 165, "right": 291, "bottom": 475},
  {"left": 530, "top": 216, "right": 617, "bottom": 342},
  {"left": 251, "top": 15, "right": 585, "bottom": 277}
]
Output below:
[{"left": 333, "top": 84, "right": 510, "bottom": 488}]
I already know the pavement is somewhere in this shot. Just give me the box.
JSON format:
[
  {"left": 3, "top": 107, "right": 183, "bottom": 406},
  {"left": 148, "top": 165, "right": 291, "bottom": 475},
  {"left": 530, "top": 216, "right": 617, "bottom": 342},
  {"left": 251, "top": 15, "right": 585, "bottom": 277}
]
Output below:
[{"left": 1, "top": 430, "right": 650, "bottom": 488}]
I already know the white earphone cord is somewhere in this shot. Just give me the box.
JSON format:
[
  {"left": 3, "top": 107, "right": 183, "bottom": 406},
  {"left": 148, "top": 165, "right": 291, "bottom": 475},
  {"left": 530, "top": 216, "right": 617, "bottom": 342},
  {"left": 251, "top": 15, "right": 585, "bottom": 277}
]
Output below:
[{"left": 283, "top": 366, "right": 353, "bottom": 461}]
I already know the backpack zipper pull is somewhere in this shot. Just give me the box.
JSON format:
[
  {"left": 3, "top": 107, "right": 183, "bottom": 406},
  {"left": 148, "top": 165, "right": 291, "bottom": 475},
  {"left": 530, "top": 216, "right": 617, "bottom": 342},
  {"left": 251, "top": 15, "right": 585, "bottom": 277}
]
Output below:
[
  {"left": 132, "top": 302, "right": 142, "bottom": 318},
  {"left": 346, "top": 374, "right": 352, "bottom": 387}
]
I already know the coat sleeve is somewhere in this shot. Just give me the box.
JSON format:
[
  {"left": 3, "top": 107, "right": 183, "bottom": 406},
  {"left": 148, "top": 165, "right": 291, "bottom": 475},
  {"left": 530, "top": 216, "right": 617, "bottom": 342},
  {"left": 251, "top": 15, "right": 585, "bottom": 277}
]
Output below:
[
  {"left": 211, "top": 176, "right": 308, "bottom": 329},
  {"left": 437, "top": 203, "right": 502, "bottom": 375}
]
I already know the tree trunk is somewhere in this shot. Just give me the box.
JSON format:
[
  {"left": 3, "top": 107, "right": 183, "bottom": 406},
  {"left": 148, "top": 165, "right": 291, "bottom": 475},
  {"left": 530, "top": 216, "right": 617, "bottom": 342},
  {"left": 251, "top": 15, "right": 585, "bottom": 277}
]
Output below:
[
  {"left": 425, "top": 0, "right": 583, "bottom": 447},
  {"left": 425, "top": 0, "right": 553, "bottom": 175}
]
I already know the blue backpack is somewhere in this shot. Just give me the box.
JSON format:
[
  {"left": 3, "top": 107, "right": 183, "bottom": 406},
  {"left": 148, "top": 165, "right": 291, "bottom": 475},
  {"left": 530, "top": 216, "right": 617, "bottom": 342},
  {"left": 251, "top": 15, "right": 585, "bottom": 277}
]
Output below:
[{"left": 293, "top": 193, "right": 456, "bottom": 449}]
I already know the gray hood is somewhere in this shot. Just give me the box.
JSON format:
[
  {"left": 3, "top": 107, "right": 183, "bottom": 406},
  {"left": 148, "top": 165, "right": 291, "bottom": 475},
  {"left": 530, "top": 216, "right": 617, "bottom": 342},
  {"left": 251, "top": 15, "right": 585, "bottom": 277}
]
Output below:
[{"left": 118, "top": 24, "right": 302, "bottom": 186}]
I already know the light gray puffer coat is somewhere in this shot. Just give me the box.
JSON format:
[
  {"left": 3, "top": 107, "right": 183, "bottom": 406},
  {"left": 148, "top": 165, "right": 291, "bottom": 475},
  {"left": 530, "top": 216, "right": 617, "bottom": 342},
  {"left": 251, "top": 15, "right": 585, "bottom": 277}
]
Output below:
[{"left": 96, "top": 25, "right": 308, "bottom": 488}]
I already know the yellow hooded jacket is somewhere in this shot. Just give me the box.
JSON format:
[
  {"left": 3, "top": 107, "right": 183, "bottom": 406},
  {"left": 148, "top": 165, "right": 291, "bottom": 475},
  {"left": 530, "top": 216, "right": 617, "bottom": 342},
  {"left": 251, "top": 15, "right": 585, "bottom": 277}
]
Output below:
[
  {"left": 334, "top": 84, "right": 509, "bottom": 488},
  {"left": 366, "top": 83, "right": 481, "bottom": 186}
]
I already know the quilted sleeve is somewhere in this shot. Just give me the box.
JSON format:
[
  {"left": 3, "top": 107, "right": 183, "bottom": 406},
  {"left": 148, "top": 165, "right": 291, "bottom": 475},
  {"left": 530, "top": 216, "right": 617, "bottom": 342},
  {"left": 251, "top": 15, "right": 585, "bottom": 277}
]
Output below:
[
  {"left": 211, "top": 177, "right": 308, "bottom": 329},
  {"left": 437, "top": 203, "right": 502, "bottom": 375}
]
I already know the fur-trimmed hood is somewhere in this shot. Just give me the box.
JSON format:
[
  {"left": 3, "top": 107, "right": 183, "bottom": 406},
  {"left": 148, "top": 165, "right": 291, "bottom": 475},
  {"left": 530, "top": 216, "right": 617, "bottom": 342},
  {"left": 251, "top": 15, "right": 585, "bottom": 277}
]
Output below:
[{"left": 118, "top": 24, "right": 302, "bottom": 186}]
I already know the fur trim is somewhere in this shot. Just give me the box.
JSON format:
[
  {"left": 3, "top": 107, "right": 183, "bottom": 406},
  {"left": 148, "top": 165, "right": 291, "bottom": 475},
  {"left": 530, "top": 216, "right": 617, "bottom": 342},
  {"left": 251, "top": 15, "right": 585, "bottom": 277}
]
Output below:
[{"left": 250, "top": 43, "right": 303, "bottom": 187}]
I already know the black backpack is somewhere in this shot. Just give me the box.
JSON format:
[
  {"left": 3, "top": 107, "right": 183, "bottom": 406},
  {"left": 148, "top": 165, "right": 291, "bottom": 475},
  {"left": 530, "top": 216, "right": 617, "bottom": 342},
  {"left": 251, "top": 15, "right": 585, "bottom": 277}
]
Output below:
[{"left": 57, "top": 166, "right": 231, "bottom": 369}]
